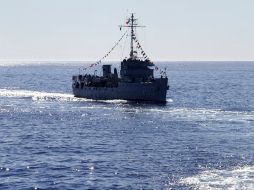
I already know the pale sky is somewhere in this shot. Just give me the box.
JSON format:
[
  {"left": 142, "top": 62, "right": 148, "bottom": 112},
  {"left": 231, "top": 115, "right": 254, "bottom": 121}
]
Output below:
[{"left": 0, "top": 0, "right": 254, "bottom": 61}]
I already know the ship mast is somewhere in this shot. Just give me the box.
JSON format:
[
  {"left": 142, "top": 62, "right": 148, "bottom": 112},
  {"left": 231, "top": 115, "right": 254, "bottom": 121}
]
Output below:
[
  {"left": 120, "top": 13, "right": 145, "bottom": 60},
  {"left": 130, "top": 13, "right": 134, "bottom": 59}
]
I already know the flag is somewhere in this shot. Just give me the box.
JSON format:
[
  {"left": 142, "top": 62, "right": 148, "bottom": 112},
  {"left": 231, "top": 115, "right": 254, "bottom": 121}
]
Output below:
[{"left": 126, "top": 18, "right": 130, "bottom": 25}]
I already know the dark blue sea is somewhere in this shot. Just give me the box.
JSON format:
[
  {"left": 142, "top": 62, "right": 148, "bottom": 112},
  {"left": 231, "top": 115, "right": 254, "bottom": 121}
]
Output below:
[{"left": 0, "top": 61, "right": 254, "bottom": 190}]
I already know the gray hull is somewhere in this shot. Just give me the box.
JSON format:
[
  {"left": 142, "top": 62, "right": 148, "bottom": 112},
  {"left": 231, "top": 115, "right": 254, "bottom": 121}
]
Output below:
[{"left": 73, "top": 78, "right": 168, "bottom": 102}]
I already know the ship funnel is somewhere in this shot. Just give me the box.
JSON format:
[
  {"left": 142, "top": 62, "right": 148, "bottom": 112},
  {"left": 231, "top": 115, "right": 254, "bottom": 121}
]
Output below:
[{"left": 102, "top": 65, "right": 112, "bottom": 77}]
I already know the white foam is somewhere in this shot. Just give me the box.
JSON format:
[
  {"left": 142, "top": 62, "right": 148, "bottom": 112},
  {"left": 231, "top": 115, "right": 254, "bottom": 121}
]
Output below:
[
  {"left": 179, "top": 166, "right": 254, "bottom": 190},
  {"left": 167, "top": 98, "right": 174, "bottom": 103},
  {"left": 0, "top": 88, "right": 80, "bottom": 102},
  {"left": 146, "top": 107, "right": 254, "bottom": 124},
  {"left": 0, "top": 88, "right": 127, "bottom": 104}
]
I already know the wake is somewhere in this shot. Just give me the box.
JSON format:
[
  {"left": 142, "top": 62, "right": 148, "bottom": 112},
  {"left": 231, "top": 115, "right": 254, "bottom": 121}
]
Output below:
[
  {"left": 180, "top": 165, "right": 254, "bottom": 190},
  {"left": 0, "top": 88, "right": 127, "bottom": 103},
  {"left": 0, "top": 88, "right": 78, "bottom": 102}
]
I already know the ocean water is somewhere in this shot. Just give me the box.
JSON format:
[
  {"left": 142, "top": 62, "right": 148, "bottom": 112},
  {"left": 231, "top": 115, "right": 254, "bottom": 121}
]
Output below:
[{"left": 0, "top": 61, "right": 254, "bottom": 190}]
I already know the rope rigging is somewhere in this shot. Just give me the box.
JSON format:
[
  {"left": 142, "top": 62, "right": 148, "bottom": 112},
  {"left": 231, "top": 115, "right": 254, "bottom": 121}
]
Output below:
[
  {"left": 133, "top": 33, "right": 167, "bottom": 76},
  {"left": 132, "top": 33, "right": 150, "bottom": 61},
  {"left": 79, "top": 14, "right": 167, "bottom": 77},
  {"left": 81, "top": 30, "right": 128, "bottom": 72}
]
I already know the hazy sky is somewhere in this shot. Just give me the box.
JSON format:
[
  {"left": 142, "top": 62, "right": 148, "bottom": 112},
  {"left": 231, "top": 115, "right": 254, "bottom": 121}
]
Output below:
[{"left": 0, "top": 0, "right": 254, "bottom": 61}]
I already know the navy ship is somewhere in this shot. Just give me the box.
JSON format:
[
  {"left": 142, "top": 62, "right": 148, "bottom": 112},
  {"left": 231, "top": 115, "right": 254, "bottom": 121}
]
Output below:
[{"left": 72, "top": 14, "right": 169, "bottom": 102}]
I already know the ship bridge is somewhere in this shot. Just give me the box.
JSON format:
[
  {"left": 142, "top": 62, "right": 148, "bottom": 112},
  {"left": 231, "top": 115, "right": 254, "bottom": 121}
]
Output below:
[{"left": 120, "top": 58, "right": 154, "bottom": 82}]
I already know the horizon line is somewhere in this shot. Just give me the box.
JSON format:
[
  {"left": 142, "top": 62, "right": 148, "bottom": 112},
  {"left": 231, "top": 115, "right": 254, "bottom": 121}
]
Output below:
[{"left": 1, "top": 59, "right": 254, "bottom": 63}]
